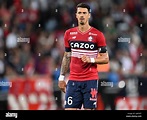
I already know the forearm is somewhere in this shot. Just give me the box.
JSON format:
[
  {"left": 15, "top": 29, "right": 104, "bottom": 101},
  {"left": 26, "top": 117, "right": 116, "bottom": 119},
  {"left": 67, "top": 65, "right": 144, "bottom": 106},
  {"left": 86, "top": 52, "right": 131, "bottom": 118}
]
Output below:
[
  {"left": 60, "top": 52, "right": 71, "bottom": 75},
  {"left": 81, "top": 52, "right": 109, "bottom": 64},
  {"left": 94, "top": 54, "right": 109, "bottom": 64}
]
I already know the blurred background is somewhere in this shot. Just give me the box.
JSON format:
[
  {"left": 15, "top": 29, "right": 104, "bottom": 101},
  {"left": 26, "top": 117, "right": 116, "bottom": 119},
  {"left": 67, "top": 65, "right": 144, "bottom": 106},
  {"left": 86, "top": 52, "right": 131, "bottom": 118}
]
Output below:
[{"left": 0, "top": 0, "right": 147, "bottom": 110}]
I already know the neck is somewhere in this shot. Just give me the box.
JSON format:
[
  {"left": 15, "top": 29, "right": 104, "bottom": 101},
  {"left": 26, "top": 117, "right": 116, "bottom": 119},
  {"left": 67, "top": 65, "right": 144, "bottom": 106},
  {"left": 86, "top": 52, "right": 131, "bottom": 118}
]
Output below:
[{"left": 78, "top": 23, "right": 91, "bottom": 32}]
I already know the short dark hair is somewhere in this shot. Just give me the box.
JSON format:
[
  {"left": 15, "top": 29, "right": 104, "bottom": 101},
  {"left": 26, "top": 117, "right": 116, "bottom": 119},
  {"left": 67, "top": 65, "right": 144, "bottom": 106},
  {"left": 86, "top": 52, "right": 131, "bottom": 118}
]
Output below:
[{"left": 76, "top": 3, "right": 91, "bottom": 13}]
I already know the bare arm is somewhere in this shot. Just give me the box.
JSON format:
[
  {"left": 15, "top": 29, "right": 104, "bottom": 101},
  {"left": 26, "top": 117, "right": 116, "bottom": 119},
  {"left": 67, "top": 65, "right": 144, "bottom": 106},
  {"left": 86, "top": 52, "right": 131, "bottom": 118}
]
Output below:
[
  {"left": 81, "top": 52, "right": 109, "bottom": 64},
  {"left": 95, "top": 52, "right": 109, "bottom": 64},
  {"left": 58, "top": 52, "right": 71, "bottom": 93},
  {"left": 60, "top": 52, "right": 71, "bottom": 76}
]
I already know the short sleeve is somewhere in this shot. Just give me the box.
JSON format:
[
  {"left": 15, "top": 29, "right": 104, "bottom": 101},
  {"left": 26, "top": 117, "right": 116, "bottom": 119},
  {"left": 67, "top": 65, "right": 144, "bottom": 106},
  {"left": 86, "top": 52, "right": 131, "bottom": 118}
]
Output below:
[
  {"left": 97, "top": 32, "right": 107, "bottom": 47},
  {"left": 64, "top": 30, "right": 71, "bottom": 52}
]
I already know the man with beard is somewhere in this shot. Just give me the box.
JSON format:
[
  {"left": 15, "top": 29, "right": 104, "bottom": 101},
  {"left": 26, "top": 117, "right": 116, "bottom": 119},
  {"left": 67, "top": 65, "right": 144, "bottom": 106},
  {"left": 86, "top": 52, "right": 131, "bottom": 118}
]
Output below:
[{"left": 58, "top": 3, "right": 109, "bottom": 110}]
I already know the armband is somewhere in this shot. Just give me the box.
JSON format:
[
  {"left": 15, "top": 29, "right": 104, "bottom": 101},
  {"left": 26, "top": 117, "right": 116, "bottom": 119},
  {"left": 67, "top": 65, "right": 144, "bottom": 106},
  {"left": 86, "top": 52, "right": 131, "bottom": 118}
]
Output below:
[{"left": 99, "top": 46, "right": 107, "bottom": 53}]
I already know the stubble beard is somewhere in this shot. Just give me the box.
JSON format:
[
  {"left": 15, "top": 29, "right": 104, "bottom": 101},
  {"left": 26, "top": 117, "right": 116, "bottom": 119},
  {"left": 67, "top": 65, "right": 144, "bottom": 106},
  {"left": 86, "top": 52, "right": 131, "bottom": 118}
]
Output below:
[
  {"left": 80, "top": 22, "right": 84, "bottom": 25},
  {"left": 79, "top": 19, "right": 88, "bottom": 25},
  {"left": 79, "top": 20, "right": 85, "bottom": 25}
]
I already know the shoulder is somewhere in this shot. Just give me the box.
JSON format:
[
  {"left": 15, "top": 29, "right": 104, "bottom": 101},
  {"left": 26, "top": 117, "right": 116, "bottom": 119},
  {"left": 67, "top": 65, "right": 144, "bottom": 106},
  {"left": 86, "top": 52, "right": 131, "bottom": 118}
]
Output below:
[
  {"left": 90, "top": 27, "right": 105, "bottom": 39},
  {"left": 91, "top": 27, "right": 104, "bottom": 35}
]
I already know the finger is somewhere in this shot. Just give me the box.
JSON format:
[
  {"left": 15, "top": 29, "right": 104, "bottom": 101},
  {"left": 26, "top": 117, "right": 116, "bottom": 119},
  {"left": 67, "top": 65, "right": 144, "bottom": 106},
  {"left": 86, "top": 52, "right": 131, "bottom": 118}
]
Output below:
[
  {"left": 59, "top": 86, "right": 65, "bottom": 92},
  {"left": 61, "top": 88, "right": 65, "bottom": 93},
  {"left": 82, "top": 58, "right": 87, "bottom": 62},
  {"left": 81, "top": 55, "right": 86, "bottom": 59},
  {"left": 81, "top": 59, "right": 85, "bottom": 62},
  {"left": 63, "top": 89, "right": 65, "bottom": 93},
  {"left": 81, "top": 57, "right": 86, "bottom": 62}
]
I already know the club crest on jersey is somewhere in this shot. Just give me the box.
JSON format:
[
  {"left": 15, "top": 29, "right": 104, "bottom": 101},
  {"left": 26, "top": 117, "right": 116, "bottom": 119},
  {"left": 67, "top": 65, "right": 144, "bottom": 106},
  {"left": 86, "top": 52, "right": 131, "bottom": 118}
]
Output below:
[{"left": 88, "top": 36, "right": 93, "bottom": 41}]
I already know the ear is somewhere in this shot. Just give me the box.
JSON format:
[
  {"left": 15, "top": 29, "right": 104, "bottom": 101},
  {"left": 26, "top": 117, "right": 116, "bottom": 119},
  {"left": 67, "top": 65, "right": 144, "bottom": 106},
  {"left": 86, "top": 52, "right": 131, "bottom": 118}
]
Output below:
[
  {"left": 76, "top": 13, "right": 78, "bottom": 19},
  {"left": 88, "top": 13, "right": 91, "bottom": 19}
]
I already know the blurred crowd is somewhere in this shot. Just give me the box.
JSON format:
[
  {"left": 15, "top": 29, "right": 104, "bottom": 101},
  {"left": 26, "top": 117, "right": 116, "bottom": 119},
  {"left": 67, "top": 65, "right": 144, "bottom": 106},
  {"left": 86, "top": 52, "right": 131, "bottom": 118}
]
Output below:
[{"left": 0, "top": 0, "right": 147, "bottom": 110}]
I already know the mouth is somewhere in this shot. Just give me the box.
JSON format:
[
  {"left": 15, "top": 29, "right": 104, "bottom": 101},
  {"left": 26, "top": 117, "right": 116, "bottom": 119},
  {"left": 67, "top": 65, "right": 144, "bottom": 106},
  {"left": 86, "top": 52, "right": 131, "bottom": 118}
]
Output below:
[{"left": 80, "top": 17, "right": 84, "bottom": 20}]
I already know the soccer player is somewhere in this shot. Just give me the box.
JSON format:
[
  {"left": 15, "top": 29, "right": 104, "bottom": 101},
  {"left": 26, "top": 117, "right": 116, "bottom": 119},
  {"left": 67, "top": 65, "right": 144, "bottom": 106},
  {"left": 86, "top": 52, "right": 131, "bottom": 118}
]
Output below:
[{"left": 58, "top": 3, "right": 109, "bottom": 110}]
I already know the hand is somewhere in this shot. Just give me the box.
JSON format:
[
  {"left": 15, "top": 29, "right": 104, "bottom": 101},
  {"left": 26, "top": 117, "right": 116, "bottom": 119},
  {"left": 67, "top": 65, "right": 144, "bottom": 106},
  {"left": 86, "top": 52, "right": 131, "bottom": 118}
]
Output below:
[
  {"left": 81, "top": 55, "right": 90, "bottom": 63},
  {"left": 58, "top": 81, "right": 66, "bottom": 93}
]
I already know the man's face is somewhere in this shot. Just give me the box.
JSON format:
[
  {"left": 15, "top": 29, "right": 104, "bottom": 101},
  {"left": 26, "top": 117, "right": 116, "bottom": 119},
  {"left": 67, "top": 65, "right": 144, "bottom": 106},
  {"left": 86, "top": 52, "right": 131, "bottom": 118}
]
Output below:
[{"left": 76, "top": 7, "right": 90, "bottom": 25}]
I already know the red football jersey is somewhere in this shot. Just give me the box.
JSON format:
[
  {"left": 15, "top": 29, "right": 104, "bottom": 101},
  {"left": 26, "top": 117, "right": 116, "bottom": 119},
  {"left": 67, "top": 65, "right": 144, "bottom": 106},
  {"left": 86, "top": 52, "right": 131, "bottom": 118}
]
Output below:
[{"left": 64, "top": 27, "right": 106, "bottom": 81}]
